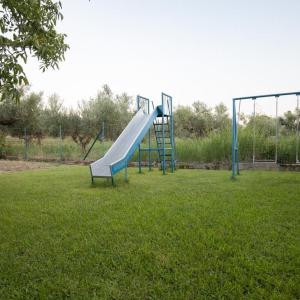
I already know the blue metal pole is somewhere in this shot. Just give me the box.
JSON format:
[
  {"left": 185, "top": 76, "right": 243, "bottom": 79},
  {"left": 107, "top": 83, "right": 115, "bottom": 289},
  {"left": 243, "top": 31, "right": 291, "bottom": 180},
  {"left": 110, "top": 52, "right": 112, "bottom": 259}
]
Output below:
[
  {"left": 231, "top": 99, "right": 236, "bottom": 179},
  {"left": 137, "top": 95, "right": 142, "bottom": 173},
  {"left": 234, "top": 91, "right": 300, "bottom": 101},
  {"left": 140, "top": 147, "right": 173, "bottom": 151},
  {"left": 234, "top": 99, "right": 238, "bottom": 176},
  {"left": 296, "top": 95, "right": 300, "bottom": 163},
  {"left": 236, "top": 141, "right": 240, "bottom": 175},
  {"left": 172, "top": 96, "right": 177, "bottom": 171},
  {"left": 236, "top": 140, "right": 240, "bottom": 175},
  {"left": 236, "top": 100, "right": 241, "bottom": 175},
  {"left": 162, "top": 93, "right": 166, "bottom": 175},
  {"left": 170, "top": 96, "right": 175, "bottom": 172},
  {"left": 252, "top": 98, "right": 256, "bottom": 164},
  {"left": 275, "top": 96, "right": 279, "bottom": 163},
  {"left": 148, "top": 99, "right": 151, "bottom": 171}
]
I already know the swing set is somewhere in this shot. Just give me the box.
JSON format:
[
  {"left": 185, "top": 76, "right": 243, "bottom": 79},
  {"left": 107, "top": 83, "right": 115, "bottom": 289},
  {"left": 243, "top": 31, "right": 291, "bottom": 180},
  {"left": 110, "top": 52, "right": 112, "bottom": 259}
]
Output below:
[{"left": 232, "top": 91, "right": 300, "bottom": 179}]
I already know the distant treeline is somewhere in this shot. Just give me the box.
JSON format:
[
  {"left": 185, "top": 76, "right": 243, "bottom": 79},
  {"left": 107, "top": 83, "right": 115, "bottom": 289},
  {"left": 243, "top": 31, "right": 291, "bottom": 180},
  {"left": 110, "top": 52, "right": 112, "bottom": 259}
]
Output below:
[
  {"left": 1, "top": 85, "right": 299, "bottom": 161},
  {"left": 0, "top": 85, "right": 133, "bottom": 151}
]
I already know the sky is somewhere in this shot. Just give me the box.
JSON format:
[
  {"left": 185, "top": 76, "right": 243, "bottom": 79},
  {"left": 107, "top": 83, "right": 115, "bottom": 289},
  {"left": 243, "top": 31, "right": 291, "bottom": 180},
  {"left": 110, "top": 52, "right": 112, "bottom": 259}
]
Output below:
[{"left": 24, "top": 0, "right": 300, "bottom": 114}]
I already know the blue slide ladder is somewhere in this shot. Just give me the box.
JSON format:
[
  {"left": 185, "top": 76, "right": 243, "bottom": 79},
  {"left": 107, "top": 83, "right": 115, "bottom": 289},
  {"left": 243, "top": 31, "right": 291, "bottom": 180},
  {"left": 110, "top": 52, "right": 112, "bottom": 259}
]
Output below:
[{"left": 138, "top": 93, "right": 176, "bottom": 175}]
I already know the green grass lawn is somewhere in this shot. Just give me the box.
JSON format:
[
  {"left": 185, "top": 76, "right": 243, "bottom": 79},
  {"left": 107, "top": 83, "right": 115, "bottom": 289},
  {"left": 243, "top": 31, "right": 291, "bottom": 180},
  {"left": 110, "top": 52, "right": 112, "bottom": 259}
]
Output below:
[{"left": 0, "top": 166, "right": 299, "bottom": 299}]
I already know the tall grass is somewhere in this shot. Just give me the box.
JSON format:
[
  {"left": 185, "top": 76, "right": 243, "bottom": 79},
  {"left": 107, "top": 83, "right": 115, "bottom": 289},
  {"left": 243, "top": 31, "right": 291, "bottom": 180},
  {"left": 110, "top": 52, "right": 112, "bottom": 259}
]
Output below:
[
  {"left": 175, "top": 132, "right": 231, "bottom": 163},
  {"left": 3, "top": 130, "right": 300, "bottom": 163},
  {"left": 238, "top": 129, "right": 299, "bottom": 163}
]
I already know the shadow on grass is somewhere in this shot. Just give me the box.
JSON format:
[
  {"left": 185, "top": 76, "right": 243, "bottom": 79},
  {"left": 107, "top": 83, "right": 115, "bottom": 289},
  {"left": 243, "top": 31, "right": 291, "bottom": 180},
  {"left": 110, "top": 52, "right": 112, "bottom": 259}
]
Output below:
[{"left": 89, "top": 176, "right": 131, "bottom": 188}]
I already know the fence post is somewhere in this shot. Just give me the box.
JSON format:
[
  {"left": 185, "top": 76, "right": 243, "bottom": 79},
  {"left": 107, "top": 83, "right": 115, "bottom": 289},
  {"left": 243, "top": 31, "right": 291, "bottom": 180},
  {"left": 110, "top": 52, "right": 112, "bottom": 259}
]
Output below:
[
  {"left": 59, "top": 125, "right": 64, "bottom": 161},
  {"left": 24, "top": 127, "right": 28, "bottom": 160},
  {"left": 102, "top": 121, "right": 105, "bottom": 140}
]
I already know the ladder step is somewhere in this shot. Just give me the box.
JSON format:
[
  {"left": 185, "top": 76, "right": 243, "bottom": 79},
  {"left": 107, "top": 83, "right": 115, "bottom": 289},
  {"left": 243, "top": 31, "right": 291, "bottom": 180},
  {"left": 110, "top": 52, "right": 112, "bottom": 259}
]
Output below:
[
  {"left": 155, "top": 130, "right": 170, "bottom": 133},
  {"left": 154, "top": 123, "right": 169, "bottom": 126}
]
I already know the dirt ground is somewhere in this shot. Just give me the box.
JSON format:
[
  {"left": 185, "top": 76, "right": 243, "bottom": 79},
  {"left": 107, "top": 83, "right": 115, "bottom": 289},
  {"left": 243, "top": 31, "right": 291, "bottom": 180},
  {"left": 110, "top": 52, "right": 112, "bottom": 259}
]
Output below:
[{"left": 0, "top": 160, "right": 55, "bottom": 173}]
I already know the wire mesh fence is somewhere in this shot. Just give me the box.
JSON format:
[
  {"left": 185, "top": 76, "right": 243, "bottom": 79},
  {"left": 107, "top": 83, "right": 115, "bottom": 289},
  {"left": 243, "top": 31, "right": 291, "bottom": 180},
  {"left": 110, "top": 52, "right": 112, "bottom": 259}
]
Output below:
[
  {"left": 1, "top": 126, "right": 109, "bottom": 162},
  {"left": 0, "top": 123, "right": 299, "bottom": 164},
  {"left": 0, "top": 125, "right": 163, "bottom": 162}
]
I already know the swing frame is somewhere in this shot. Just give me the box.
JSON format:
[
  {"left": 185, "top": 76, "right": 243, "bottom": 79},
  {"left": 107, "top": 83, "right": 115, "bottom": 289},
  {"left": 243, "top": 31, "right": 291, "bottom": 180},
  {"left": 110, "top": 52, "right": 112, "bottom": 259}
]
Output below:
[{"left": 231, "top": 91, "right": 300, "bottom": 179}]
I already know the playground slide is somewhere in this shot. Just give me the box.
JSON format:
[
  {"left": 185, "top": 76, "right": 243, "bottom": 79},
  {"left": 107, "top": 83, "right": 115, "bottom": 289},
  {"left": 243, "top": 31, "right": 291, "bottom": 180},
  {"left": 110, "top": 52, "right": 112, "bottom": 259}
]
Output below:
[{"left": 90, "top": 106, "right": 161, "bottom": 179}]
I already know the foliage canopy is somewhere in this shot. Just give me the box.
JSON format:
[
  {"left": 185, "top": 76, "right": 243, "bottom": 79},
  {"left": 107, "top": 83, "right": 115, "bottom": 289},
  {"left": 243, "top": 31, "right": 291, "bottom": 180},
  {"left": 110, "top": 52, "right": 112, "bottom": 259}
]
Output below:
[{"left": 0, "top": 0, "right": 68, "bottom": 101}]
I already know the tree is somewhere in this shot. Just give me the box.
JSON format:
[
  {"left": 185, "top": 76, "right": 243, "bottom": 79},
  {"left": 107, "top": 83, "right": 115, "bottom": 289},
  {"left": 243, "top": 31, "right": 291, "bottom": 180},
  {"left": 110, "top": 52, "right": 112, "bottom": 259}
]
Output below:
[
  {"left": 115, "top": 92, "right": 133, "bottom": 133},
  {"left": 10, "top": 92, "right": 44, "bottom": 141},
  {"left": 174, "top": 102, "right": 230, "bottom": 138},
  {"left": 41, "top": 93, "right": 67, "bottom": 137},
  {"left": 0, "top": 0, "right": 68, "bottom": 102},
  {"left": 68, "top": 107, "right": 94, "bottom": 153},
  {"left": 67, "top": 85, "right": 134, "bottom": 152},
  {"left": 173, "top": 105, "right": 195, "bottom": 137},
  {"left": 0, "top": 85, "right": 28, "bottom": 125},
  {"left": 213, "top": 103, "right": 230, "bottom": 131},
  {"left": 246, "top": 115, "right": 276, "bottom": 137},
  {"left": 280, "top": 110, "right": 299, "bottom": 134},
  {"left": 192, "top": 101, "right": 214, "bottom": 136},
  {"left": 86, "top": 85, "right": 133, "bottom": 140},
  {"left": 0, "top": 96, "right": 19, "bottom": 125}
]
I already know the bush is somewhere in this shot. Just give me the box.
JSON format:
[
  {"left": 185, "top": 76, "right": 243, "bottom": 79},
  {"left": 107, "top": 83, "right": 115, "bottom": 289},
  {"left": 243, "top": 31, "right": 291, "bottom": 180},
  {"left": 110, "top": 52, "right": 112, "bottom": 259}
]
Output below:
[{"left": 0, "top": 131, "right": 6, "bottom": 158}]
